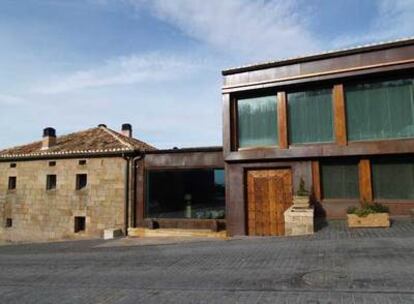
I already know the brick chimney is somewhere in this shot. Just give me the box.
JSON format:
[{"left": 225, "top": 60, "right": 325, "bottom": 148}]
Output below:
[
  {"left": 121, "top": 123, "right": 132, "bottom": 138},
  {"left": 42, "top": 127, "right": 56, "bottom": 150}
]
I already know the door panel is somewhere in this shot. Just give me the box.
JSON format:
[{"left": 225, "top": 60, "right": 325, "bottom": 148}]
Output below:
[{"left": 247, "top": 169, "right": 293, "bottom": 236}]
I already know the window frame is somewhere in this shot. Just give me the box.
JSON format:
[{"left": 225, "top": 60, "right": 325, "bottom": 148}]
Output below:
[
  {"left": 46, "top": 174, "right": 57, "bottom": 191},
  {"left": 8, "top": 176, "right": 16, "bottom": 191},
  {"left": 286, "top": 87, "right": 335, "bottom": 145},
  {"left": 371, "top": 156, "right": 414, "bottom": 201},
  {"left": 75, "top": 174, "right": 88, "bottom": 190},
  {"left": 320, "top": 159, "right": 360, "bottom": 200},
  {"left": 234, "top": 93, "right": 280, "bottom": 150},
  {"left": 344, "top": 75, "right": 414, "bottom": 143},
  {"left": 144, "top": 167, "right": 225, "bottom": 220}
]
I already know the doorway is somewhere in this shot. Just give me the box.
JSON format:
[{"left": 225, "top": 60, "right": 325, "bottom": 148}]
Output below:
[{"left": 246, "top": 169, "right": 293, "bottom": 236}]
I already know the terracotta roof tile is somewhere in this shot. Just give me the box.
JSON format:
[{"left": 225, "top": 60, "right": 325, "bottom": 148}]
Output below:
[{"left": 0, "top": 126, "right": 156, "bottom": 159}]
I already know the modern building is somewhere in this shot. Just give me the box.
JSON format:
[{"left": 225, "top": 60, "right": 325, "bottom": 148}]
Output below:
[
  {"left": 0, "top": 124, "right": 154, "bottom": 241},
  {"left": 135, "top": 147, "right": 225, "bottom": 231},
  {"left": 222, "top": 38, "right": 414, "bottom": 236}
]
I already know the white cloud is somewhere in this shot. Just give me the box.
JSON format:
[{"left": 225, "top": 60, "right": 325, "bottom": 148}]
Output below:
[
  {"left": 376, "top": 0, "right": 414, "bottom": 37},
  {"left": 331, "top": 0, "right": 414, "bottom": 48},
  {"left": 0, "top": 94, "right": 26, "bottom": 105},
  {"left": 129, "top": 0, "right": 320, "bottom": 61},
  {"left": 34, "top": 52, "right": 209, "bottom": 94}
]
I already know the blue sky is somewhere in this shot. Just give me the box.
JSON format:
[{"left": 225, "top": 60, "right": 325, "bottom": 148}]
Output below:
[{"left": 0, "top": 0, "right": 413, "bottom": 149}]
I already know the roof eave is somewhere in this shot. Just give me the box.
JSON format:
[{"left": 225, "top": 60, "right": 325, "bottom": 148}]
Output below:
[
  {"left": 222, "top": 37, "right": 414, "bottom": 76},
  {"left": 0, "top": 149, "right": 141, "bottom": 162}
]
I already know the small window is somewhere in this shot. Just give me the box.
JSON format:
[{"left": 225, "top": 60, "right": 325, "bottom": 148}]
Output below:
[
  {"left": 78, "top": 160, "right": 87, "bottom": 165},
  {"left": 8, "top": 176, "right": 16, "bottom": 190},
  {"left": 46, "top": 175, "right": 57, "bottom": 190},
  {"left": 76, "top": 174, "right": 87, "bottom": 190},
  {"left": 5, "top": 218, "right": 12, "bottom": 228},
  {"left": 10, "top": 163, "right": 16, "bottom": 168},
  {"left": 74, "top": 216, "right": 85, "bottom": 233},
  {"left": 321, "top": 160, "right": 359, "bottom": 199},
  {"left": 49, "top": 161, "right": 56, "bottom": 167}
]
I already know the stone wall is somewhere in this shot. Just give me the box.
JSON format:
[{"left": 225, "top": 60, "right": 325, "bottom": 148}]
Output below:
[{"left": 0, "top": 157, "right": 126, "bottom": 242}]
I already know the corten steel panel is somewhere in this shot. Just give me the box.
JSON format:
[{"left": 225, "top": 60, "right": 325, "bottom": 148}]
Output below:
[
  {"left": 277, "top": 92, "right": 288, "bottom": 149},
  {"left": 223, "top": 44, "right": 414, "bottom": 89},
  {"left": 333, "top": 84, "right": 347, "bottom": 146},
  {"left": 222, "top": 94, "right": 232, "bottom": 155},
  {"left": 359, "top": 159, "right": 373, "bottom": 203},
  {"left": 225, "top": 138, "right": 414, "bottom": 162},
  {"left": 135, "top": 150, "right": 224, "bottom": 228},
  {"left": 226, "top": 160, "right": 311, "bottom": 236},
  {"left": 222, "top": 63, "right": 414, "bottom": 94},
  {"left": 311, "top": 161, "right": 321, "bottom": 201},
  {"left": 144, "top": 151, "right": 224, "bottom": 169}
]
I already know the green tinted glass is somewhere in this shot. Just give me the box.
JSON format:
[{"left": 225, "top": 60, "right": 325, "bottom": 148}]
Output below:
[
  {"left": 237, "top": 96, "right": 278, "bottom": 148},
  {"left": 288, "top": 88, "right": 333, "bottom": 144},
  {"left": 372, "top": 158, "right": 414, "bottom": 199},
  {"left": 321, "top": 161, "right": 359, "bottom": 199},
  {"left": 346, "top": 79, "right": 414, "bottom": 141}
]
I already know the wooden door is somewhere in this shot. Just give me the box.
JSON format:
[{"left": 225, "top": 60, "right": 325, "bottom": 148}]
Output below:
[{"left": 247, "top": 169, "right": 293, "bottom": 236}]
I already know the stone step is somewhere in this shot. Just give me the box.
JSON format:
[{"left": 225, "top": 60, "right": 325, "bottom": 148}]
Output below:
[{"left": 128, "top": 227, "right": 227, "bottom": 239}]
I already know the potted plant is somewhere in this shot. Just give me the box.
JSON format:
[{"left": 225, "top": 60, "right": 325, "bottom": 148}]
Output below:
[
  {"left": 347, "top": 202, "right": 390, "bottom": 228},
  {"left": 293, "top": 178, "right": 310, "bottom": 208}
]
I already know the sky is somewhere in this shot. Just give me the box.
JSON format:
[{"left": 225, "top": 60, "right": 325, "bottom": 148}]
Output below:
[{"left": 0, "top": 0, "right": 414, "bottom": 149}]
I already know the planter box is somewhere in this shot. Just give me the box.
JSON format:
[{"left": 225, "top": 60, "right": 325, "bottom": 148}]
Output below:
[{"left": 347, "top": 213, "right": 390, "bottom": 228}]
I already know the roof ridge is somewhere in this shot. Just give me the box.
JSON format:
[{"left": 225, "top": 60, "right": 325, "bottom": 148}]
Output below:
[{"left": 99, "top": 126, "right": 135, "bottom": 150}]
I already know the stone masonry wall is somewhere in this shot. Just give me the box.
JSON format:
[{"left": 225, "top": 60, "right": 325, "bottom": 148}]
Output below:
[{"left": 0, "top": 157, "right": 126, "bottom": 242}]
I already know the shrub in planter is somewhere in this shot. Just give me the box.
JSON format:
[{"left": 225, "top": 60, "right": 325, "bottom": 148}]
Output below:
[
  {"left": 347, "top": 203, "right": 390, "bottom": 228},
  {"left": 293, "top": 178, "right": 310, "bottom": 208}
]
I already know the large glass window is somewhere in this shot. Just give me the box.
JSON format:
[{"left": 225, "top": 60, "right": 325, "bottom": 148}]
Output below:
[
  {"left": 237, "top": 96, "right": 278, "bottom": 148},
  {"left": 288, "top": 88, "right": 333, "bottom": 144},
  {"left": 346, "top": 78, "right": 414, "bottom": 141},
  {"left": 146, "top": 169, "right": 225, "bottom": 219},
  {"left": 372, "top": 157, "right": 414, "bottom": 199},
  {"left": 321, "top": 160, "right": 359, "bottom": 199}
]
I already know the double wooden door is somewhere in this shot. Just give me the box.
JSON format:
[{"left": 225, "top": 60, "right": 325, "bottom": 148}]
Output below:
[{"left": 247, "top": 169, "right": 293, "bottom": 236}]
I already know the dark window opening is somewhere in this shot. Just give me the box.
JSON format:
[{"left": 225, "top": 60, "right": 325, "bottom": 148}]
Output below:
[
  {"left": 372, "top": 157, "right": 414, "bottom": 200},
  {"left": 146, "top": 169, "right": 225, "bottom": 219},
  {"left": 76, "top": 174, "right": 87, "bottom": 190},
  {"left": 8, "top": 176, "right": 16, "bottom": 190},
  {"left": 49, "top": 161, "right": 56, "bottom": 167},
  {"left": 10, "top": 163, "right": 16, "bottom": 168},
  {"left": 5, "top": 218, "right": 12, "bottom": 228},
  {"left": 46, "top": 175, "right": 57, "bottom": 190},
  {"left": 321, "top": 160, "right": 359, "bottom": 199},
  {"left": 78, "top": 160, "right": 87, "bottom": 165},
  {"left": 74, "top": 216, "right": 85, "bottom": 233}
]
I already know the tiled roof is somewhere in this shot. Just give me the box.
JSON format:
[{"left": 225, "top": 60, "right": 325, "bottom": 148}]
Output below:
[
  {"left": 222, "top": 37, "right": 414, "bottom": 75},
  {"left": 0, "top": 125, "right": 156, "bottom": 159}
]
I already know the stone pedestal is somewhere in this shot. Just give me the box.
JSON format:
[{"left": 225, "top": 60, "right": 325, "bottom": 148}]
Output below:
[
  {"left": 284, "top": 195, "right": 314, "bottom": 236},
  {"left": 103, "top": 228, "right": 123, "bottom": 240}
]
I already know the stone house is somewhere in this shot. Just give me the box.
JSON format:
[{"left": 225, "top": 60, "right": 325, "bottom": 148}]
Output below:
[{"left": 0, "top": 124, "right": 154, "bottom": 242}]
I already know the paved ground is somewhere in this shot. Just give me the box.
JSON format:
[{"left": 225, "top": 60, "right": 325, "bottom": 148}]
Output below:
[{"left": 0, "top": 220, "right": 414, "bottom": 304}]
